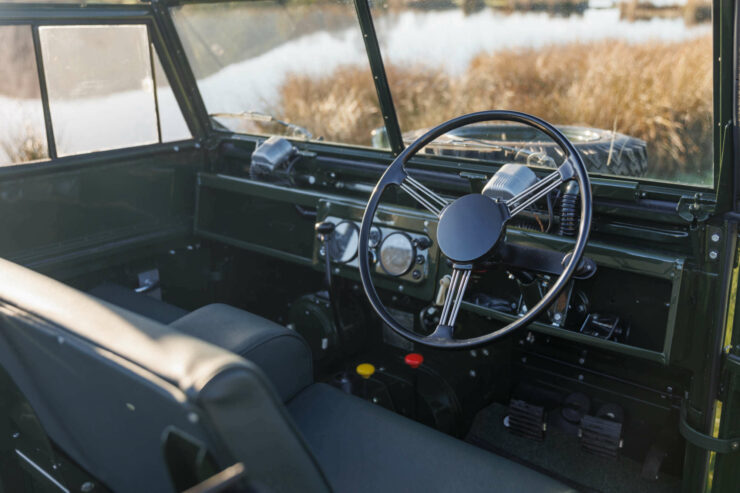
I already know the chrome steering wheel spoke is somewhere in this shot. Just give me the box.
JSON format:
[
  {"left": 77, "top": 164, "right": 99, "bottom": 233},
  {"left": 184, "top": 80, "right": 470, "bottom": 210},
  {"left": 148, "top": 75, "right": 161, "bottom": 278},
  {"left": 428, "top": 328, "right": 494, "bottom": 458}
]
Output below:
[
  {"left": 399, "top": 174, "right": 450, "bottom": 217},
  {"left": 433, "top": 264, "right": 472, "bottom": 338},
  {"left": 505, "top": 160, "right": 575, "bottom": 217}
]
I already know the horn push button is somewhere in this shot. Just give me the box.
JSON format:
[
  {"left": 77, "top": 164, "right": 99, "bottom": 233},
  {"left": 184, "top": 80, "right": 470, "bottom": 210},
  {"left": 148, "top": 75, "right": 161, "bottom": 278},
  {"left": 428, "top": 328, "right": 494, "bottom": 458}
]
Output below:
[{"left": 436, "top": 194, "right": 509, "bottom": 263}]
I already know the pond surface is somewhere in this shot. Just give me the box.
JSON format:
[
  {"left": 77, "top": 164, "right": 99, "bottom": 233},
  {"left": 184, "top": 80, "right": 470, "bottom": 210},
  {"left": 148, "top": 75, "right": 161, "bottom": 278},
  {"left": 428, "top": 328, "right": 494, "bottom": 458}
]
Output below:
[{"left": 197, "top": 4, "right": 710, "bottom": 113}]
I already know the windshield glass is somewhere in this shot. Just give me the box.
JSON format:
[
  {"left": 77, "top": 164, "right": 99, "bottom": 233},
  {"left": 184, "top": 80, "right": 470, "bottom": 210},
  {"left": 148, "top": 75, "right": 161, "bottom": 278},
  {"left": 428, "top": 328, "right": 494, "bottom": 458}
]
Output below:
[
  {"left": 171, "top": 0, "right": 385, "bottom": 148},
  {"left": 370, "top": 1, "right": 712, "bottom": 185}
]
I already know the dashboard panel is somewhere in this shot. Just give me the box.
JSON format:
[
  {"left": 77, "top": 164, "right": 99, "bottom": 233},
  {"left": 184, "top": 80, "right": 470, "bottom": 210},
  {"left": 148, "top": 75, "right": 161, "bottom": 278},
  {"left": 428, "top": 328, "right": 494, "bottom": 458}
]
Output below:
[{"left": 195, "top": 173, "right": 686, "bottom": 365}]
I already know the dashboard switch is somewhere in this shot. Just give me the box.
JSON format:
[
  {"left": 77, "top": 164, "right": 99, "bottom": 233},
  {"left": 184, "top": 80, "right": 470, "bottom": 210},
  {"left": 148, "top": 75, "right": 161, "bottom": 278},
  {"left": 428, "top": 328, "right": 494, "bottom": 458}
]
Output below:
[{"left": 404, "top": 353, "right": 424, "bottom": 369}]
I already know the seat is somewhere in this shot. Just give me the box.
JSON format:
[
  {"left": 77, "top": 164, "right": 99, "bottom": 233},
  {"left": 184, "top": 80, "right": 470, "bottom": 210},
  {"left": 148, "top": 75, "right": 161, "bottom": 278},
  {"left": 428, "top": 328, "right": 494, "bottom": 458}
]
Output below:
[
  {"left": 171, "top": 303, "right": 313, "bottom": 402},
  {"left": 289, "top": 383, "right": 574, "bottom": 493},
  {"left": 89, "top": 284, "right": 312, "bottom": 402},
  {"left": 0, "top": 258, "right": 574, "bottom": 493}
]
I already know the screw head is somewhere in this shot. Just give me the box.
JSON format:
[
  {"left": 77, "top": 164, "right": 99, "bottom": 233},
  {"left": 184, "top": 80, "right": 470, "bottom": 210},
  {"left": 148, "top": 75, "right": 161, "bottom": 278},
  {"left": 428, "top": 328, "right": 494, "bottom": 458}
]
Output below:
[
  {"left": 711, "top": 233, "right": 721, "bottom": 243},
  {"left": 709, "top": 250, "right": 719, "bottom": 260}
]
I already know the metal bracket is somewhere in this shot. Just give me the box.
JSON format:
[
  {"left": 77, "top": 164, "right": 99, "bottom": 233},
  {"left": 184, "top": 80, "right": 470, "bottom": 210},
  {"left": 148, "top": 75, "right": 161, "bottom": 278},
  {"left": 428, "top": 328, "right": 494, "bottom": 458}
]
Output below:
[
  {"left": 676, "top": 193, "right": 715, "bottom": 222},
  {"left": 679, "top": 400, "right": 740, "bottom": 453}
]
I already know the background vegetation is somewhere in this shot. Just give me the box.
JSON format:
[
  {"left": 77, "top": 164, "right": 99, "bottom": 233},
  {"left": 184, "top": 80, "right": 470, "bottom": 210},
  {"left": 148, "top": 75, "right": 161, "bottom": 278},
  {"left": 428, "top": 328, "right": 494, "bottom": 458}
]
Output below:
[{"left": 278, "top": 34, "right": 713, "bottom": 183}]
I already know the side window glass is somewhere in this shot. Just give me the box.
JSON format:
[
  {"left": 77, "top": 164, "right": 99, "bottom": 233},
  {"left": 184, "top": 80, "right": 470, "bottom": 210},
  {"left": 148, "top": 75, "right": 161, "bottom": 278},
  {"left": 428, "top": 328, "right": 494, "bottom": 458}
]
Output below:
[
  {"left": 39, "top": 25, "right": 160, "bottom": 156},
  {"left": 0, "top": 25, "right": 49, "bottom": 165}
]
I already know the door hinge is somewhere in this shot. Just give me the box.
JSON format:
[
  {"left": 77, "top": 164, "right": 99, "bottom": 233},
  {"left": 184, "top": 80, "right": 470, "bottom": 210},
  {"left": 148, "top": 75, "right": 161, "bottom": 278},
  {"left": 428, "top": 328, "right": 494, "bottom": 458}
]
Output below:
[{"left": 677, "top": 193, "right": 716, "bottom": 223}]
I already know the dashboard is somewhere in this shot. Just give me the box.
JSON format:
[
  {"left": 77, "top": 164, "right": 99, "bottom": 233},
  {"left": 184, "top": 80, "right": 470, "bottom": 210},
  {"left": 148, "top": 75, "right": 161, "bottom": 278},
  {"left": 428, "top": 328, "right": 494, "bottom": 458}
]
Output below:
[{"left": 196, "top": 172, "right": 686, "bottom": 365}]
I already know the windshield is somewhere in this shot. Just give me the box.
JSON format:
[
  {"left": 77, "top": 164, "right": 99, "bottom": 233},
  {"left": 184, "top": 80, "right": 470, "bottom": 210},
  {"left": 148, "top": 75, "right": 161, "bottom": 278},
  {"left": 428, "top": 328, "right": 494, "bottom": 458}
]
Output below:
[
  {"left": 171, "top": 0, "right": 385, "bottom": 148},
  {"left": 371, "top": 1, "right": 712, "bottom": 185},
  {"left": 173, "top": 0, "right": 713, "bottom": 186}
]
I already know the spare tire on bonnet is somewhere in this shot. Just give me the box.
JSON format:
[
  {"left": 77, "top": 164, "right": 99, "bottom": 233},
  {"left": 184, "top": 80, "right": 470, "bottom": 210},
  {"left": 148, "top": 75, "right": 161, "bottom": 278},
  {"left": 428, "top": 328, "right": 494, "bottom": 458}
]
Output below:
[{"left": 373, "top": 123, "right": 648, "bottom": 178}]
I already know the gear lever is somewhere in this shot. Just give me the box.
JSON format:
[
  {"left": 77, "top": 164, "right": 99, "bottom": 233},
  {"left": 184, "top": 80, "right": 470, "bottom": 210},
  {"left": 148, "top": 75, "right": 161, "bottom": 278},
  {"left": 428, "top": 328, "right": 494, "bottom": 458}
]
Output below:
[
  {"left": 315, "top": 221, "right": 345, "bottom": 346},
  {"left": 316, "top": 221, "right": 355, "bottom": 393}
]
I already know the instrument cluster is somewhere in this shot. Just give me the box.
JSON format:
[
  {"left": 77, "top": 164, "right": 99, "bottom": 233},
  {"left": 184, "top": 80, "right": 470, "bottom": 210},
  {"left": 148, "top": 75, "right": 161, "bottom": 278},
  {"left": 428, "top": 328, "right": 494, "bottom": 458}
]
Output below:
[{"left": 320, "top": 216, "right": 431, "bottom": 284}]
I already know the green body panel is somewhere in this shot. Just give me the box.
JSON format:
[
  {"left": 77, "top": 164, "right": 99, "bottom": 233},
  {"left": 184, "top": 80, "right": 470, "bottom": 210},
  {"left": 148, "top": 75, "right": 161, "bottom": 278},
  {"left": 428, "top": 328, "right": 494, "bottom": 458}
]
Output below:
[{"left": 0, "top": 144, "right": 201, "bottom": 277}]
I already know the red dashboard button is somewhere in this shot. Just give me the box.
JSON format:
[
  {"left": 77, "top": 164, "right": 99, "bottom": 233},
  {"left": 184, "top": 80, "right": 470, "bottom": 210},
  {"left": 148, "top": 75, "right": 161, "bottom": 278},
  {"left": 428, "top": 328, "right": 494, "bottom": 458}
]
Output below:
[{"left": 404, "top": 353, "right": 424, "bottom": 369}]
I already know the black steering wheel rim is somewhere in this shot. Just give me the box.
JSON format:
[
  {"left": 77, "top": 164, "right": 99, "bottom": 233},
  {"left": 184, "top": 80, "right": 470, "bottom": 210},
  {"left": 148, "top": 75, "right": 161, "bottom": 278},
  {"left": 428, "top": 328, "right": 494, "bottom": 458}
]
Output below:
[{"left": 358, "top": 110, "right": 592, "bottom": 348}]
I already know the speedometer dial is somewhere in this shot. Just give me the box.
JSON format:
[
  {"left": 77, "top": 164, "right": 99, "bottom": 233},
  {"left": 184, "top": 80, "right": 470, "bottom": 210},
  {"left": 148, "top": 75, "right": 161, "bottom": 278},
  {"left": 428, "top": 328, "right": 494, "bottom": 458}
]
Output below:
[
  {"left": 328, "top": 221, "right": 359, "bottom": 264},
  {"left": 378, "top": 232, "right": 416, "bottom": 277}
]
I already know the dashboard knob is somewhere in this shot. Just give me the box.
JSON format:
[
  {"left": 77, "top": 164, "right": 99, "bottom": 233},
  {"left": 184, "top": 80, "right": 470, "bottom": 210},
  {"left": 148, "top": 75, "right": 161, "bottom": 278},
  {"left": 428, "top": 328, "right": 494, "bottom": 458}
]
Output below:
[{"left": 315, "top": 221, "right": 336, "bottom": 237}]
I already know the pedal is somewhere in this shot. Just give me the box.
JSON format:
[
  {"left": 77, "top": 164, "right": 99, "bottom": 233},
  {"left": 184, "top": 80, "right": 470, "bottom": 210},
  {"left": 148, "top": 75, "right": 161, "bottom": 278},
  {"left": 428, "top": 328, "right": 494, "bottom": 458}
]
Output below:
[
  {"left": 579, "top": 415, "right": 623, "bottom": 457},
  {"left": 505, "top": 399, "right": 546, "bottom": 441}
]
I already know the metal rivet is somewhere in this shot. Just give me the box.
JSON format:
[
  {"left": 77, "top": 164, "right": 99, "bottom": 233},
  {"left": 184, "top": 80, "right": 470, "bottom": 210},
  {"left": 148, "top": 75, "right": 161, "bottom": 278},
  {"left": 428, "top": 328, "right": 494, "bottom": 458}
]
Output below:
[
  {"left": 81, "top": 482, "right": 95, "bottom": 492},
  {"left": 711, "top": 233, "right": 721, "bottom": 243},
  {"left": 578, "top": 374, "right": 584, "bottom": 381},
  {"left": 709, "top": 250, "right": 719, "bottom": 260},
  {"left": 126, "top": 403, "right": 135, "bottom": 411},
  {"left": 188, "top": 412, "right": 199, "bottom": 424},
  {"left": 469, "top": 369, "right": 477, "bottom": 377}
]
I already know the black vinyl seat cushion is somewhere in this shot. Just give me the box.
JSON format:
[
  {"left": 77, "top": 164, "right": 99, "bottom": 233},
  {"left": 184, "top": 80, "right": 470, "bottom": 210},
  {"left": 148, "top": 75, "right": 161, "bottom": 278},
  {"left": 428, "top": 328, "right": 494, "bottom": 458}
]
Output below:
[
  {"left": 87, "top": 284, "right": 313, "bottom": 402},
  {"left": 171, "top": 303, "right": 313, "bottom": 402},
  {"left": 289, "top": 383, "right": 576, "bottom": 493}
]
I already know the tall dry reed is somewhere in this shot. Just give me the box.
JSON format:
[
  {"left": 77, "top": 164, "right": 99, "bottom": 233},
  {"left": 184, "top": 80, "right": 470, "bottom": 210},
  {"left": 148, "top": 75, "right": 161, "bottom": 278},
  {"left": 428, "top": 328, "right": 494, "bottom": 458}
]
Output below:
[{"left": 278, "top": 35, "right": 712, "bottom": 182}]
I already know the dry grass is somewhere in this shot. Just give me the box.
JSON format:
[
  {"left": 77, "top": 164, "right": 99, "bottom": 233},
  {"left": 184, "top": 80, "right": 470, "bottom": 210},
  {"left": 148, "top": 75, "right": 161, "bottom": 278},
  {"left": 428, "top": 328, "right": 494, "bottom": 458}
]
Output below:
[
  {"left": 277, "top": 34, "right": 713, "bottom": 182},
  {"left": 0, "top": 126, "right": 47, "bottom": 165}
]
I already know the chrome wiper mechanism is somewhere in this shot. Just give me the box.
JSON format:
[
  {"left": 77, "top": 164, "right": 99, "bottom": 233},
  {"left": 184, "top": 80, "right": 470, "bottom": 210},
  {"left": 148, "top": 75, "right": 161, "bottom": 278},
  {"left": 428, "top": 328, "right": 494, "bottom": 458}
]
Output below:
[{"left": 209, "top": 111, "right": 314, "bottom": 140}]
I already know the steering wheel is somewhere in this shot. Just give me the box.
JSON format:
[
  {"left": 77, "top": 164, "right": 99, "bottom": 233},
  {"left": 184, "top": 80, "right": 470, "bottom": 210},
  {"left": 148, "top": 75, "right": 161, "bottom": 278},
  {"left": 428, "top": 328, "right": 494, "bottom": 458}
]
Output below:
[{"left": 358, "top": 111, "right": 592, "bottom": 349}]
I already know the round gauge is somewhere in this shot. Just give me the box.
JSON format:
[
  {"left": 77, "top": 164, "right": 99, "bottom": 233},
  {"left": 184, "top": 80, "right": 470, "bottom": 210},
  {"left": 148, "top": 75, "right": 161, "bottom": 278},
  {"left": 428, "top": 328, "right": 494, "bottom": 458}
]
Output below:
[
  {"left": 328, "top": 221, "right": 359, "bottom": 264},
  {"left": 379, "top": 232, "right": 416, "bottom": 277},
  {"left": 369, "top": 226, "right": 382, "bottom": 249}
]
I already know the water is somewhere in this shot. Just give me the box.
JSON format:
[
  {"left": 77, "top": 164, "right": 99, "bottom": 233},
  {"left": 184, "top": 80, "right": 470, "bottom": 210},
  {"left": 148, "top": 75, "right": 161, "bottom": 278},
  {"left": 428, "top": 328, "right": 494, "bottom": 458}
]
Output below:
[{"left": 199, "top": 6, "right": 710, "bottom": 113}]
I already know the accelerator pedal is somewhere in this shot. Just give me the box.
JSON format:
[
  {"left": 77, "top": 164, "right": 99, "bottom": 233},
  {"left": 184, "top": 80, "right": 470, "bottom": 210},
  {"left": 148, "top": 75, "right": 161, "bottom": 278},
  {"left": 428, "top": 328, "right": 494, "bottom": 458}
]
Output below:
[{"left": 579, "top": 414, "right": 623, "bottom": 458}]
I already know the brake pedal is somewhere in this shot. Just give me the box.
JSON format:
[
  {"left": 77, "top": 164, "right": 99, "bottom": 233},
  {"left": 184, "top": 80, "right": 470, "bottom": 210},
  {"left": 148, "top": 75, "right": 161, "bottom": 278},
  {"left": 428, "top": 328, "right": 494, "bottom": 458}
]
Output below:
[{"left": 505, "top": 399, "right": 546, "bottom": 441}]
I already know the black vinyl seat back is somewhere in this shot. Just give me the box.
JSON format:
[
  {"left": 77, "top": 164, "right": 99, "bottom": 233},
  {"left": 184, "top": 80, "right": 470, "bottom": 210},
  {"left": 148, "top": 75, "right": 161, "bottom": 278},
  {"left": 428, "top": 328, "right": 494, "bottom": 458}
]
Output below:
[{"left": 0, "top": 258, "right": 331, "bottom": 493}]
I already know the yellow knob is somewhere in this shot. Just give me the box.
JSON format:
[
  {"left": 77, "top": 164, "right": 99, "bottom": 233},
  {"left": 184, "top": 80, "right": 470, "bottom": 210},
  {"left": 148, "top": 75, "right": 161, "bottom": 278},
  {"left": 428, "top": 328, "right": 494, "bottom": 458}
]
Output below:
[{"left": 356, "top": 363, "right": 375, "bottom": 380}]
